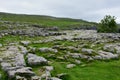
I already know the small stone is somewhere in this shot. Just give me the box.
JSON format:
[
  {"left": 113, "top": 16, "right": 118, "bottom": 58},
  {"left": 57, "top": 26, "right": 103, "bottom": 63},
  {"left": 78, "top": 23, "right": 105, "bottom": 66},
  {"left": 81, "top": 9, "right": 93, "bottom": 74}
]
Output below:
[
  {"left": 49, "top": 77, "right": 62, "bottom": 80},
  {"left": 45, "top": 66, "right": 54, "bottom": 71},
  {"left": 31, "top": 76, "right": 41, "bottom": 80},
  {"left": 81, "top": 48, "right": 94, "bottom": 54},
  {"left": 57, "top": 73, "right": 68, "bottom": 78},
  {"left": 66, "top": 64, "right": 76, "bottom": 69},
  {"left": 20, "top": 41, "right": 31, "bottom": 46},
  {"left": 75, "top": 60, "right": 81, "bottom": 64},
  {"left": 0, "top": 44, "right": 2, "bottom": 47},
  {"left": 94, "top": 55, "right": 102, "bottom": 60},
  {"left": 39, "top": 48, "right": 58, "bottom": 53}
]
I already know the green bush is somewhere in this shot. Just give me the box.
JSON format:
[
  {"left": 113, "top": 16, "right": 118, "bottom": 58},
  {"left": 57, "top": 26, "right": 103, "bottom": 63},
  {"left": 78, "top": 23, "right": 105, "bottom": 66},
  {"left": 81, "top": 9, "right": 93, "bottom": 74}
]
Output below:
[{"left": 98, "top": 15, "right": 118, "bottom": 33}]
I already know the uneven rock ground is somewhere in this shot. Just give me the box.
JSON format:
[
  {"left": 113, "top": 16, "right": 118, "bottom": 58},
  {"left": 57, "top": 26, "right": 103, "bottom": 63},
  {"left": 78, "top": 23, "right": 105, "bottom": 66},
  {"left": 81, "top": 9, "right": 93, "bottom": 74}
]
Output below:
[{"left": 0, "top": 30, "right": 120, "bottom": 80}]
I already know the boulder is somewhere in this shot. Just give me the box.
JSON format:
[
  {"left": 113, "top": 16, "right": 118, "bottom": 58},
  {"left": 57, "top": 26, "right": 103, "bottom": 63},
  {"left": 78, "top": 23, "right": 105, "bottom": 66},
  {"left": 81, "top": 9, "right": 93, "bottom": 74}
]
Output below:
[{"left": 27, "top": 53, "right": 48, "bottom": 66}]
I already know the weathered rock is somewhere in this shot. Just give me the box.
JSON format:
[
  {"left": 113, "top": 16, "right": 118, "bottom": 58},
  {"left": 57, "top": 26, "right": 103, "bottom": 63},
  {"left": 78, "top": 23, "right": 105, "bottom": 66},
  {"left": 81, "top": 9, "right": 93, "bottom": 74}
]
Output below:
[
  {"left": 66, "top": 46, "right": 79, "bottom": 51},
  {"left": 114, "top": 46, "right": 120, "bottom": 55},
  {"left": 41, "top": 71, "right": 51, "bottom": 79},
  {"left": 28, "top": 47, "right": 36, "bottom": 53},
  {"left": 57, "top": 73, "right": 68, "bottom": 79},
  {"left": 49, "top": 77, "right": 62, "bottom": 80},
  {"left": 8, "top": 67, "right": 35, "bottom": 79},
  {"left": 1, "top": 62, "right": 12, "bottom": 71},
  {"left": 66, "top": 64, "right": 76, "bottom": 69},
  {"left": 39, "top": 48, "right": 58, "bottom": 53},
  {"left": 0, "top": 43, "right": 2, "bottom": 47},
  {"left": 16, "top": 76, "right": 27, "bottom": 80},
  {"left": 27, "top": 53, "right": 48, "bottom": 66},
  {"left": 0, "top": 58, "right": 3, "bottom": 62},
  {"left": 13, "top": 53, "right": 26, "bottom": 67},
  {"left": 98, "top": 50, "right": 118, "bottom": 60},
  {"left": 7, "top": 46, "right": 19, "bottom": 53},
  {"left": 75, "top": 60, "right": 81, "bottom": 64},
  {"left": 19, "top": 46, "right": 28, "bottom": 54},
  {"left": 103, "top": 44, "right": 116, "bottom": 53},
  {"left": 93, "top": 55, "right": 102, "bottom": 60},
  {"left": 45, "top": 66, "right": 54, "bottom": 72},
  {"left": 81, "top": 48, "right": 94, "bottom": 54},
  {"left": 21, "top": 41, "right": 31, "bottom": 46},
  {"left": 68, "top": 53, "right": 88, "bottom": 59},
  {"left": 31, "top": 76, "right": 41, "bottom": 80},
  {"left": 0, "top": 45, "right": 35, "bottom": 79}
]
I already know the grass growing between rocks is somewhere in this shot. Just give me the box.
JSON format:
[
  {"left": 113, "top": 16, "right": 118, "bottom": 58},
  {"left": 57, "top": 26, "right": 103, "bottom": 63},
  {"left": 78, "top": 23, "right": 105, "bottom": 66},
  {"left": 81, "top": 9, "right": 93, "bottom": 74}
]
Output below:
[
  {"left": 0, "top": 35, "right": 45, "bottom": 44},
  {"left": 1, "top": 35, "right": 120, "bottom": 80}
]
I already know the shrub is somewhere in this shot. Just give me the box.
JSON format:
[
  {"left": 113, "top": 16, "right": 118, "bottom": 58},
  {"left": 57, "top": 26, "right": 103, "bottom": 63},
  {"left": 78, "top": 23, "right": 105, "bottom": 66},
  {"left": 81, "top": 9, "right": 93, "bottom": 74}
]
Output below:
[{"left": 98, "top": 15, "right": 118, "bottom": 33}]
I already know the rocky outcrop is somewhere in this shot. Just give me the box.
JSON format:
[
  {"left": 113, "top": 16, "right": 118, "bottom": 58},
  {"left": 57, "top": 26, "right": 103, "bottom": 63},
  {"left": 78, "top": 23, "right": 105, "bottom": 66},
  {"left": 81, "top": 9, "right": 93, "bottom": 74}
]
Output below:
[{"left": 0, "top": 45, "right": 35, "bottom": 79}]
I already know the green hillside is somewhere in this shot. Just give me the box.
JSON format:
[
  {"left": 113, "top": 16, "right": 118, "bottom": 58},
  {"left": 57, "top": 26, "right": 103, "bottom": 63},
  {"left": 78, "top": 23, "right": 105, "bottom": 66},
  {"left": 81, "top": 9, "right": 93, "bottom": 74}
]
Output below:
[{"left": 0, "top": 12, "right": 97, "bottom": 29}]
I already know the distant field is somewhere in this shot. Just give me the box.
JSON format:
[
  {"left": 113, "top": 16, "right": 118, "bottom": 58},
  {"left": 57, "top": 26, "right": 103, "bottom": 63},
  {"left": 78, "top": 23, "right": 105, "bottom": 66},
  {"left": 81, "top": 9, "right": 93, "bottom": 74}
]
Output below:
[{"left": 0, "top": 12, "right": 97, "bottom": 29}]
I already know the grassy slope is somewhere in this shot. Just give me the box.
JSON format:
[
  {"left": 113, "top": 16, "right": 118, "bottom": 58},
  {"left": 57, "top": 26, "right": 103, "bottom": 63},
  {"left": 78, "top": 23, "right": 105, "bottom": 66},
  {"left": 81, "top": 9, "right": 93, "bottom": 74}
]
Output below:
[{"left": 0, "top": 12, "right": 97, "bottom": 29}]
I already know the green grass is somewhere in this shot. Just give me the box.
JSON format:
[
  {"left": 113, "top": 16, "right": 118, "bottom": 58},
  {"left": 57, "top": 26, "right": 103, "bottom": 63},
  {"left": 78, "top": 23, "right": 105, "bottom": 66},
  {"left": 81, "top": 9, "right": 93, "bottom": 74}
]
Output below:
[{"left": 51, "top": 60, "right": 120, "bottom": 80}]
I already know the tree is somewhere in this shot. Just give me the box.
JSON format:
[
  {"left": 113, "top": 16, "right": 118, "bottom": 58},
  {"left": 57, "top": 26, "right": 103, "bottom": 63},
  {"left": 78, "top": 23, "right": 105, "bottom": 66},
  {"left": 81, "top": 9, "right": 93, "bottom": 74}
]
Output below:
[{"left": 98, "top": 15, "right": 118, "bottom": 33}]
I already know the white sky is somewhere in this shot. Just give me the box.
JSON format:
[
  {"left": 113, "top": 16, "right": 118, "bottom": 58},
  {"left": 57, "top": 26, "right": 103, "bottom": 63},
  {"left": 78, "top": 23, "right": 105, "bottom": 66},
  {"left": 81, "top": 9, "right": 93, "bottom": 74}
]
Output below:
[{"left": 0, "top": 0, "right": 120, "bottom": 23}]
